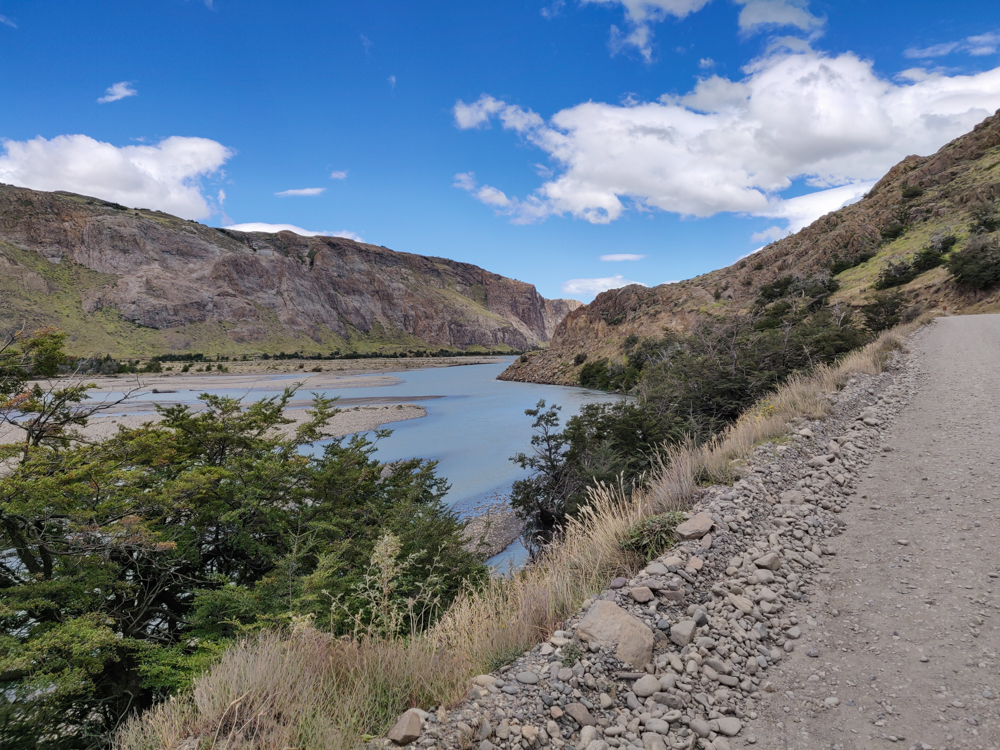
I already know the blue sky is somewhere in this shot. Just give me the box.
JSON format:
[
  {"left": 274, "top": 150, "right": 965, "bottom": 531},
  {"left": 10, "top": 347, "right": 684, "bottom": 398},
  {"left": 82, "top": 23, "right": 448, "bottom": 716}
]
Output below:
[{"left": 1, "top": 1, "right": 999, "bottom": 301}]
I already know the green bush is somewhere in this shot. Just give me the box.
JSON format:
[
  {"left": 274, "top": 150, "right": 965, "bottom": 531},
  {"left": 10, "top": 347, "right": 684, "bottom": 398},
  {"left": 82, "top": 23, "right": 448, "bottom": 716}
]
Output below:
[
  {"left": 830, "top": 252, "right": 875, "bottom": 275},
  {"left": 0, "top": 370, "right": 484, "bottom": 746},
  {"left": 621, "top": 512, "right": 686, "bottom": 561},
  {"left": 946, "top": 235, "right": 1000, "bottom": 289},
  {"left": 970, "top": 204, "right": 999, "bottom": 234},
  {"left": 861, "top": 290, "right": 905, "bottom": 332},
  {"left": 873, "top": 246, "right": 946, "bottom": 290},
  {"left": 881, "top": 222, "right": 906, "bottom": 241},
  {"left": 901, "top": 184, "right": 923, "bottom": 199},
  {"left": 573, "top": 352, "right": 588, "bottom": 365}
]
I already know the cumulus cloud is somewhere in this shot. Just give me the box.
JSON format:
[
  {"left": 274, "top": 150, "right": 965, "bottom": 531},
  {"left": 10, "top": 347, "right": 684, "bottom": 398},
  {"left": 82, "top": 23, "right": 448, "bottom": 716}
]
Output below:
[
  {"left": 329, "top": 170, "right": 348, "bottom": 179},
  {"left": 733, "top": 0, "right": 823, "bottom": 33},
  {"left": 561, "top": 275, "right": 645, "bottom": 297},
  {"left": 275, "top": 187, "right": 326, "bottom": 197},
  {"left": 98, "top": 81, "right": 137, "bottom": 103},
  {"left": 906, "top": 31, "right": 1000, "bottom": 59},
  {"left": 601, "top": 253, "right": 646, "bottom": 261},
  {"left": 453, "top": 48, "right": 1000, "bottom": 234},
  {"left": 0, "top": 134, "right": 233, "bottom": 219},
  {"left": 224, "top": 223, "right": 363, "bottom": 241}
]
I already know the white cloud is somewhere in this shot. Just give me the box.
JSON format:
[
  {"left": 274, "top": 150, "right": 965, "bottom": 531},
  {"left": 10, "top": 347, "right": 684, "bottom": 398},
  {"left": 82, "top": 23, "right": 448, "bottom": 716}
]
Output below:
[
  {"left": 224, "top": 223, "right": 363, "bottom": 241},
  {"left": 453, "top": 49, "right": 1000, "bottom": 234},
  {"left": 0, "top": 14, "right": 16, "bottom": 28},
  {"left": 275, "top": 187, "right": 326, "bottom": 197},
  {"left": 561, "top": 275, "right": 645, "bottom": 297},
  {"left": 453, "top": 172, "right": 514, "bottom": 209},
  {"left": 329, "top": 170, "right": 348, "bottom": 179},
  {"left": 388, "top": 75, "right": 396, "bottom": 90},
  {"left": 98, "top": 81, "right": 137, "bottom": 104},
  {"left": 584, "top": 0, "right": 711, "bottom": 61},
  {"left": 0, "top": 134, "right": 233, "bottom": 219},
  {"left": 600, "top": 253, "right": 646, "bottom": 261},
  {"left": 733, "top": 0, "right": 823, "bottom": 33},
  {"left": 699, "top": 58, "right": 716, "bottom": 69},
  {"left": 584, "top": 0, "right": 820, "bottom": 60},
  {"left": 905, "top": 31, "right": 1000, "bottom": 59}
]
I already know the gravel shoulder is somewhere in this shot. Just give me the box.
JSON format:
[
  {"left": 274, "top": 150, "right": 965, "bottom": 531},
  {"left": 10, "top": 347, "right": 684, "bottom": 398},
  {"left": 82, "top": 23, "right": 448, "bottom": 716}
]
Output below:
[
  {"left": 749, "top": 314, "right": 1000, "bottom": 750},
  {"left": 387, "top": 315, "right": 1000, "bottom": 750}
]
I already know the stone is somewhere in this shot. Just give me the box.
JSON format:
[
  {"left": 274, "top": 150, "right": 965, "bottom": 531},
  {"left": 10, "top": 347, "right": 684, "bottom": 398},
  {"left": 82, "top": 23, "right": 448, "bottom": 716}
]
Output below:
[
  {"left": 387, "top": 709, "right": 422, "bottom": 745},
  {"left": 785, "top": 626, "right": 801, "bottom": 639},
  {"left": 644, "top": 718, "right": 670, "bottom": 734},
  {"left": 716, "top": 717, "right": 742, "bottom": 736},
  {"left": 480, "top": 741, "right": 494, "bottom": 750},
  {"left": 516, "top": 671, "right": 539, "bottom": 684},
  {"left": 780, "top": 490, "right": 804, "bottom": 505},
  {"left": 495, "top": 721, "right": 510, "bottom": 739},
  {"left": 474, "top": 674, "right": 496, "bottom": 687},
  {"left": 713, "top": 738, "right": 732, "bottom": 750},
  {"left": 753, "top": 568, "right": 775, "bottom": 585},
  {"left": 754, "top": 552, "right": 782, "bottom": 570},
  {"left": 807, "top": 646, "right": 819, "bottom": 658},
  {"left": 521, "top": 726, "right": 538, "bottom": 743},
  {"left": 690, "top": 718, "right": 711, "bottom": 738},
  {"left": 563, "top": 702, "right": 596, "bottom": 726},
  {"left": 686, "top": 556, "right": 704, "bottom": 572},
  {"left": 609, "top": 577, "right": 628, "bottom": 589},
  {"left": 557, "top": 667, "right": 573, "bottom": 681},
  {"left": 579, "top": 727, "right": 600, "bottom": 747},
  {"left": 577, "top": 600, "right": 654, "bottom": 669},
  {"left": 630, "top": 586, "right": 655, "bottom": 603},
  {"left": 645, "top": 562, "right": 668, "bottom": 575},
  {"left": 633, "top": 674, "right": 661, "bottom": 697},
  {"left": 675, "top": 512, "right": 714, "bottom": 540},
  {"left": 729, "top": 594, "right": 753, "bottom": 614},
  {"left": 798, "top": 428, "right": 814, "bottom": 438},
  {"left": 599, "top": 692, "right": 613, "bottom": 708},
  {"left": 641, "top": 733, "right": 668, "bottom": 750},
  {"left": 670, "top": 619, "right": 697, "bottom": 647}
]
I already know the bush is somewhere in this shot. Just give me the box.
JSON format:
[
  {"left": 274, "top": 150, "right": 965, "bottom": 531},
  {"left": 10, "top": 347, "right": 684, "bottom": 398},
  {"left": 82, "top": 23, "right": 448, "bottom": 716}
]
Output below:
[
  {"left": 861, "top": 290, "right": 905, "bottom": 332},
  {"left": 901, "top": 184, "right": 923, "bottom": 199},
  {"left": 881, "top": 222, "right": 906, "bottom": 241},
  {"left": 0, "top": 383, "right": 484, "bottom": 746},
  {"left": 573, "top": 352, "right": 587, "bottom": 365},
  {"left": 830, "top": 252, "right": 875, "bottom": 275},
  {"left": 620, "top": 512, "right": 685, "bottom": 562},
  {"left": 970, "top": 204, "right": 999, "bottom": 234},
  {"left": 873, "top": 246, "right": 946, "bottom": 290},
  {"left": 946, "top": 235, "right": 1000, "bottom": 289}
]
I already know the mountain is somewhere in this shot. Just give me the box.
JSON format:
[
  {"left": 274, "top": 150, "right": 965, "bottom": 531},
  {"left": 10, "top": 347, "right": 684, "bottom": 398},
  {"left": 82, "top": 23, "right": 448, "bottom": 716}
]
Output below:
[
  {"left": 0, "top": 185, "right": 580, "bottom": 356},
  {"left": 502, "top": 108, "right": 1000, "bottom": 385}
]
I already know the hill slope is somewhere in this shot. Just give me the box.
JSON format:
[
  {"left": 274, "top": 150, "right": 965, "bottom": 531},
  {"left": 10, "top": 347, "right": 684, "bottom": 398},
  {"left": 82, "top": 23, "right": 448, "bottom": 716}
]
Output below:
[
  {"left": 0, "top": 185, "right": 580, "bottom": 357},
  {"left": 502, "top": 109, "right": 1000, "bottom": 385}
]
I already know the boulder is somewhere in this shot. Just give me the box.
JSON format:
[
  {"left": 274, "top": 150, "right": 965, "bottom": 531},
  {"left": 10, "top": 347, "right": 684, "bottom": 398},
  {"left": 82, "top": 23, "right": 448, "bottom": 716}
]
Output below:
[
  {"left": 563, "top": 702, "right": 596, "bottom": 726},
  {"left": 754, "top": 552, "right": 782, "bottom": 570},
  {"left": 387, "top": 709, "right": 422, "bottom": 745},
  {"left": 670, "top": 619, "right": 697, "bottom": 647},
  {"left": 675, "top": 512, "right": 714, "bottom": 540},
  {"left": 577, "top": 600, "right": 654, "bottom": 669}
]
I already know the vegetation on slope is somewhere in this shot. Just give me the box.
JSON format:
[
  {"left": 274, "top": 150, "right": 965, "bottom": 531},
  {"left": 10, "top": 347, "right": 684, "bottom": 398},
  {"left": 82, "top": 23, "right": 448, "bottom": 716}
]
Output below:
[{"left": 0, "top": 330, "right": 484, "bottom": 749}]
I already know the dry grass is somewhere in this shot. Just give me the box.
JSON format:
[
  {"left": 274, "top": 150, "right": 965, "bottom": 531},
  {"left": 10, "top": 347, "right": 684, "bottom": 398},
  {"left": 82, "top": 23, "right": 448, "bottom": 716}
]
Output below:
[{"left": 116, "top": 317, "right": 932, "bottom": 750}]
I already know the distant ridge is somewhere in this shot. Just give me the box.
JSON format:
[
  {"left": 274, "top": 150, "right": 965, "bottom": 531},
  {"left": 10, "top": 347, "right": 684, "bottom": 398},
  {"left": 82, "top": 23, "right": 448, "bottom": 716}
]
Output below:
[{"left": 0, "top": 185, "right": 580, "bottom": 356}]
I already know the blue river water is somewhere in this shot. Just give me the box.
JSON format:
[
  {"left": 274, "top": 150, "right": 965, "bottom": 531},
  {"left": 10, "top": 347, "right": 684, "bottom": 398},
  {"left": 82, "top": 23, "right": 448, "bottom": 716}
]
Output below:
[{"left": 89, "top": 360, "right": 616, "bottom": 566}]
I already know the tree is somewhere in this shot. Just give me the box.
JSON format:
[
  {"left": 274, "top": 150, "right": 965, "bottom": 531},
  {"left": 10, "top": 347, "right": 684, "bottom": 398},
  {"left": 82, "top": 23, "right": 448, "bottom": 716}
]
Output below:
[
  {"left": 946, "top": 235, "right": 1000, "bottom": 290},
  {"left": 1, "top": 382, "right": 484, "bottom": 748}
]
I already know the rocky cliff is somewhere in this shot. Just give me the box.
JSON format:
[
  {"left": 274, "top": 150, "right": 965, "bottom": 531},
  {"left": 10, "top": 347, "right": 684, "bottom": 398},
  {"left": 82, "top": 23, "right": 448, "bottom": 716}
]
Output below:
[
  {"left": 0, "top": 185, "right": 580, "bottom": 356},
  {"left": 502, "top": 109, "right": 1000, "bottom": 385}
]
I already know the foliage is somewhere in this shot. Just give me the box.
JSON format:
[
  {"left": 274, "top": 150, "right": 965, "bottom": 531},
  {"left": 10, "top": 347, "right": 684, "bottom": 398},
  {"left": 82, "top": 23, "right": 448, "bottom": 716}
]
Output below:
[
  {"left": 0, "top": 339, "right": 484, "bottom": 748},
  {"left": 559, "top": 643, "right": 584, "bottom": 667},
  {"left": 620, "top": 512, "right": 686, "bottom": 561},
  {"left": 970, "top": 203, "right": 999, "bottom": 234},
  {"left": 830, "top": 251, "right": 875, "bottom": 275},
  {"left": 881, "top": 221, "right": 906, "bottom": 241},
  {"left": 573, "top": 352, "right": 587, "bottom": 365},
  {"left": 901, "top": 184, "right": 924, "bottom": 200},
  {"left": 945, "top": 234, "right": 1000, "bottom": 290},
  {"left": 860, "top": 290, "right": 905, "bottom": 332},
  {"left": 873, "top": 245, "right": 948, "bottom": 289},
  {"left": 515, "top": 286, "right": 867, "bottom": 549}
]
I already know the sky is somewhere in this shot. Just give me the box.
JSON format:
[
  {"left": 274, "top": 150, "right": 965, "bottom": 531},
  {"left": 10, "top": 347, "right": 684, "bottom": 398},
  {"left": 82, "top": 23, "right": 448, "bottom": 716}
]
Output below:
[{"left": 1, "top": 1, "right": 999, "bottom": 301}]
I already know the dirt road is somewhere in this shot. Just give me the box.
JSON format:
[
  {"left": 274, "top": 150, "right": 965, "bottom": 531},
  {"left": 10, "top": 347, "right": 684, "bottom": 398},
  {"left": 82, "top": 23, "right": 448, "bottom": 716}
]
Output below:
[{"left": 750, "top": 315, "right": 1000, "bottom": 750}]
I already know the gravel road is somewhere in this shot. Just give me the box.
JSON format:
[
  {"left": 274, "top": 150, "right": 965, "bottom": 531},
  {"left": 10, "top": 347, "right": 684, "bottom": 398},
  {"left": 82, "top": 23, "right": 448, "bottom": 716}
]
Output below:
[{"left": 751, "top": 315, "right": 1000, "bottom": 750}]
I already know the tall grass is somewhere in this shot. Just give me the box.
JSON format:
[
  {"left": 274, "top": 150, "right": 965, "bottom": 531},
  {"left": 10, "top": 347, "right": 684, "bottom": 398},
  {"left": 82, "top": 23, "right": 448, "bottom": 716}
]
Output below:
[{"left": 116, "top": 318, "right": 929, "bottom": 750}]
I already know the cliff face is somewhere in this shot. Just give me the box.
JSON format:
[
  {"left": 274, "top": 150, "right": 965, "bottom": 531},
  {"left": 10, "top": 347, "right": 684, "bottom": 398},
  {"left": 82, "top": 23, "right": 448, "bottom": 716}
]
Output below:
[
  {"left": 0, "top": 185, "right": 580, "bottom": 356},
  {"left": 502, "top": 109, "right": 1000, "bottom": 385}
]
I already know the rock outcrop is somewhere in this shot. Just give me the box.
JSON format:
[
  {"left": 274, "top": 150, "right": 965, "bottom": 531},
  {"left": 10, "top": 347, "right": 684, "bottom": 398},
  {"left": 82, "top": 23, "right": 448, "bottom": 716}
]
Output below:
[
  {"left": 0, "top": 185, "right": 580, "bottom": 355},
  {"left": 502, "top": 108, "right": 1000, "bottom": 385}
]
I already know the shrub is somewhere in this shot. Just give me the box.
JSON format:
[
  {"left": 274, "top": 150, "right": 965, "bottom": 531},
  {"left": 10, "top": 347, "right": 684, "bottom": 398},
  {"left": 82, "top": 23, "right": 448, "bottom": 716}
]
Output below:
[
  {"left": 970, "top": 204, "right": 999, "bottom": 234},
  {"left": 620, "top": 512, "right": 686, "bottom": 561},
  {"left": 861, "top": 290, "right": 905, "bottom": 332},
  {"left": 830, "top": 252, "right": 875, "bottom": 275},
  {"left": 946, "top": 235, "right": 1000, "bottom": 289},
  {"left": 573, "top": 352, "right": 588, "bottom": 365},
  {"left": 881, "top": 222, "right": 906, "bottom": 241},
  {"left": 901, "top": 184, "right": 923, "bottom": 199},
  {"left": 873, "top": 246, "right": 947, "bottom": 290}
]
